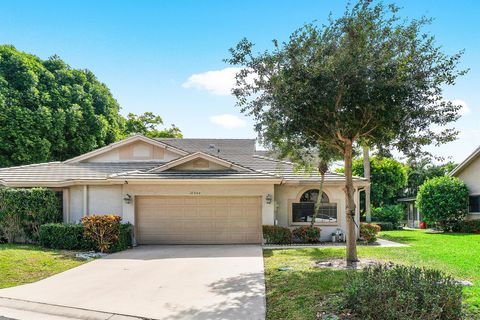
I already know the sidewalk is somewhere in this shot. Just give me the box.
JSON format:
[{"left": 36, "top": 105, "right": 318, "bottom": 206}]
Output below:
[
  {"left": 0, "top": 297, "right": 145, "bottom": 320},
  {"left": 263, "top": 238, "right": 408, "bottom": 249}
]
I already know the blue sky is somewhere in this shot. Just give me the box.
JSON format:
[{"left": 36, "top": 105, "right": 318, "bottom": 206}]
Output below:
[{"left": 0, "top": 0, "right": 478, "bottom": 163}]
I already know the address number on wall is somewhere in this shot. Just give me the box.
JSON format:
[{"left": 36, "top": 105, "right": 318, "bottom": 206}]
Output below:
[{"left": 189, "top": 191, "right": 201, "bottom": 195}]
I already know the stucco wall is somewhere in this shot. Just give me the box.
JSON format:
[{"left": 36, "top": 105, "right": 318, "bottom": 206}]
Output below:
[
  {"left": 69, "top": 186, "right": 84, "bottom": 223},
  {"left": 122, "top": 183, "right": 275, "bottom": 228},
  {"left": 88, "top": 185, "right": 123, "bottom": 216},
  {"left": 87, "top": 141, "right": 181, "bottom": 162},
  {"left": 455, "top": 156, "right": 480, "bottom": 217},
  {"left": 274, "top": 184, "right": 360, "bottom": 241}
]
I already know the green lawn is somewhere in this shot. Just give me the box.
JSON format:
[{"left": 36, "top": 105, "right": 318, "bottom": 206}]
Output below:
[
  {"left": 0, "top": 244, "right": 86, "bottom": 288},
  {"left": 264, "top": 229, "right": 480, "bottom": 319}
]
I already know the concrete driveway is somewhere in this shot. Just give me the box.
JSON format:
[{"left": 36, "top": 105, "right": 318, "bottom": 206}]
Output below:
[{"left": 0, "top": 245, "right": 265, "bottom": 320}]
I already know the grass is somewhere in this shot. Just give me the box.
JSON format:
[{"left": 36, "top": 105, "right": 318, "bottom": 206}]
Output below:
[
  {"left": 264, "top": 229, "right": 480, "bottom": 319},
  {"left": 0, "top": 243, "right": 86, "bottom": 288}
]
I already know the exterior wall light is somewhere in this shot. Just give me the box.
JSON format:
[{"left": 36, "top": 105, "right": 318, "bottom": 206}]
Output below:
[
  {"left": 265, "top": 194, "right": 273, "bottom": 204},
  {"left": 123, "top": 194, "right": 132, "bottom": 204}
]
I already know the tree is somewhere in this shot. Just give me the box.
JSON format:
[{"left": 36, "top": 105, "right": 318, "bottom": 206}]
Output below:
[
  {"left": 226, "top": 0, "right": 465, "bottom": 264},
  {"left": 124, "top": 112, "right": 183, "bottom": 138},
  {"left": 416, "top": 176, "right": 469, "bottom": 230},
  {"left": 362, "top": 145, "right": 371, "bottom": 222},
  {"left": 0, "top": 45, "right": 124, "bottom": 166},
  {"left": 340, "top": 156, "right": 408, "bottom": 207},
  {"left": 404, "top": 157, "right": 456, "bottom": 197}
]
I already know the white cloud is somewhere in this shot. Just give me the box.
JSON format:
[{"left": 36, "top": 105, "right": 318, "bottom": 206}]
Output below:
[
  {"left": 450, "top": 99, "right": 470, "bottom": 116},
  {"left": 209, "top": 114, "right": 246, "bottom": 129},
  {"left": 182, "top": 67, "right": 242, "bottom": 96}
]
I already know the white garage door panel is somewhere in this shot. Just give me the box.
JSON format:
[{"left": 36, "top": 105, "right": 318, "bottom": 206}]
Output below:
[{"left": 136, "top": 196, "right": 262, "bottom": 244}]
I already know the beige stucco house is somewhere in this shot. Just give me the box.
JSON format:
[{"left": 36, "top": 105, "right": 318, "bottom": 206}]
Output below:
[
  {"left": 450, "top": 146, "right": 480, "bottom": 219},
  {"left": 0, "top": 135, "right": 368, "bottom": 244}
]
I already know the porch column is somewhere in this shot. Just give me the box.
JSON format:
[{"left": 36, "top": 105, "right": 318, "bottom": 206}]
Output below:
[{"left": 83, "top": 185, "right": 89, "bottom": 217}]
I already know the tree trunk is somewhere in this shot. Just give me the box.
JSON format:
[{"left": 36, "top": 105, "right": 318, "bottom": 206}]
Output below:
[
  {"left": 363, "top": 146, "right": 371, "bottom": 222},
  {"left": 344, "top": 141, "right": 358, "bottom": 265}
]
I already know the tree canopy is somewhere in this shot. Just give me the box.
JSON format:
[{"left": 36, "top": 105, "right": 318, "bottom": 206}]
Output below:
[
  {"left": 0, "top": 45, "right": 181, "bottom": 167},
  {"left": 339, "top": 156, "right": 408, "bottom": 207},
  {"left": 124, "top": 112, "right": 183, "bottom": 138},
  {"left": 226, "top": 0, "right": 465, "bottom": 263},
  {"left": 404, "top": 157, "right": 456, "bottom": 197}
]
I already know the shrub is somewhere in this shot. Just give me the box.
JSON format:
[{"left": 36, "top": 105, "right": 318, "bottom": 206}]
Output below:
[
  {"left": 82, "top": 215, "right": 122, "bottom": 253},
  {"left": 292, "top": 226, "right": 321, "bottom": 243},
  {"left": 0, "top": 188, "right": 61, "bottom": 243},
  {"left": 341, "top": 264, "right": 463, "bottom": 320},
  {"left": 360, "top": 223, "right": 381, "bottom": 243},
  {"left": 372, "top": 221, "right": 394, "bottom": 231},
  {"left": 40, "top": 222, "right": 132, "bottom": 252},
  {"left": 417, "top": 176, "right": 469, "bottom": 230},
  {"left": 109, "top": 223, "right": 133, "bottom": 252},
  {"left": 39, "top": 223, "right": 94, "bottom": 250},
  {"left": 371, "top": 205, "right": 404, "bottom": 228},
  {"left": 452, "top": 220, "right": 480, "bottom": 234},
  {"left": 262, "top": 225, "right": 292, "bottom": 244}
]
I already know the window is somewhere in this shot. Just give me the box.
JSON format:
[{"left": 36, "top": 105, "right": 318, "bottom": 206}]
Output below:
[
  {"left": 470, "top": 196, "right": 480, "bottom": 213},
  {"left": 292, "top": 189, "right": 337, "bottom": 223}
]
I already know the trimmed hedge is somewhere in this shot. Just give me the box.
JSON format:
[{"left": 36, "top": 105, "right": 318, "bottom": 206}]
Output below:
[
  {"left": 372, "top": 221, "right": 394, "bottom": 231},
  {"left": 109, "top": 223, "right": 133, "bottom": 253},
  {"left": 292, "top": 226, "right": 321, "bottom": 243},
  {"left": 0, "top": 187, "right": 61, "bottom": 243},
  {"left": 452, "top": 220, "right": 480, "bottom": 234},
  {"left": 417, "top": 176, "right": 469, "bottom": 230},
  {"left": 39, "top": 222, "right": 132, "bottom": 252},
  {"left": 342, "top": 264, "right": 463, "bottom": 320},
  {"left": 39, "top": 223, "right": 93, "bottom": 250},
  {"left": 371, "top": 205, "right": 404, "bottom": 229},
  {"left": 263, "top": 225, "right": 292, "bottom": 244}
]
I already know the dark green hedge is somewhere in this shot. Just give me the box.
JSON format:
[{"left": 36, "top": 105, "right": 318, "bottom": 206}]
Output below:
[
  {"left": 372, "top": 221, "right": 394, "bottom": 231},
  {"left": 0, "top": 187, "right": 61, "bottom": 243},
  {"left": 263, "top": 225, "right": 292, "bottom": 244},
  {"left": 39, "top": 222, "right": 132, "bottom": 252},
  {"left": 39, "top": 223, "right": 93, "bottom": 250}
]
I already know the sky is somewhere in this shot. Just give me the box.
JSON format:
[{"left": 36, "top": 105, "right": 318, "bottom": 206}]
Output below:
[{"left": 0, "top": 0, "right": 478, "bottom": 163}]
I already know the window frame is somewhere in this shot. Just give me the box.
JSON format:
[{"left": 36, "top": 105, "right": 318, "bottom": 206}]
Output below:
[
  {"left": 469, "top": 195, "right": 480, "bottom": 213},
  {"left": 289, "top": 188, "right": 339, "bottom": 226}
]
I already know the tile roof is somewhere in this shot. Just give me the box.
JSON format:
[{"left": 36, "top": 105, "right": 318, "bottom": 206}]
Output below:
[{"left": 0, "top": 137, "right": 367, "bottom": 185}]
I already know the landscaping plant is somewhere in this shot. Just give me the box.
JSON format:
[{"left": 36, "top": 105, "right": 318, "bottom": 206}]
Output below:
[
  {"left": 292, "top": 226, "right": 321, "bottom": 243},
  {"left": 262, "top": 225, "right": 292, "bottom": 244},
  {"left": 227, "top": 0, "right": 466, "bottom": 265},
  {"left": 0, "top": 188, "right": 61, "bottom": 243},
  {"left": 371, "top": 205, "right": 404, "bottom": 229},
  {"left": 81, "top": 215, "right": 122, "bottom": 253},
  {"left": 416, "top": 176, "right": 469, "bottom": 230},
  {"left": 342, "top": 264, "right": 463, "bottom": 320},
  {"left": 360, "top": 223, "right": 381, "bottom": 243}
]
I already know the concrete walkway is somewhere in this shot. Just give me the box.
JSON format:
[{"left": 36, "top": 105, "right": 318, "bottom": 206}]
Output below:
[
  {"left": 0, "top": 245, "right": 266, "bottom": 320},
  {"left": 263, "top": 238, "right": 408, "bottom": 249}
]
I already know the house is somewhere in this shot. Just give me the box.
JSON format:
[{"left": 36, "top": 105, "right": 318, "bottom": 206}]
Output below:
[
  {"left": 0, "top": 135, "right": 368, "bottom": 244},
  {"left": 450, "top": 146, "right": 480, "bottom": 219}
]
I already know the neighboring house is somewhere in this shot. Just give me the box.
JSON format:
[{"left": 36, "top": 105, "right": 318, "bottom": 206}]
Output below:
[
  {"left": 0, "top": 135, "right": 368, "bottom": 244},
  {"left": 450, "top": 146, "right": 480, "bottom": 220},
  {"left": 397, "top": 197, "right": 421, "bottom": 228}
]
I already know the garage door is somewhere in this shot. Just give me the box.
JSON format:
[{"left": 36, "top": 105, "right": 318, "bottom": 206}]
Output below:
[{"left": 135, "top": 196, "right": 262, "bottom": 244}]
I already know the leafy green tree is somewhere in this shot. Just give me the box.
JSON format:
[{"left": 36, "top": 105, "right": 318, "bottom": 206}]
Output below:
[
  {"left": 124, "top": 112, "right": 183, "bottom": 138},
  {"left": 339, "top": 157, "right": 408, "bottom": 206},
  {"left": 404, "top": 157, "right": 456, "bottom": 197},
  {"left": 416, "top": 176, "right": 469, "bottom": 230},
  {"left": 226, "top": 1, "right": 465, "bottom": 263},
  {"left": 0, "top": 46, "right": 124, "bottom": 166}
]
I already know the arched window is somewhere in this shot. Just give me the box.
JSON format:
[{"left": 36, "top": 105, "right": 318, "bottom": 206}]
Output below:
[{"left": 292, "top": 189, "right": 337, "bottom": 223}]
